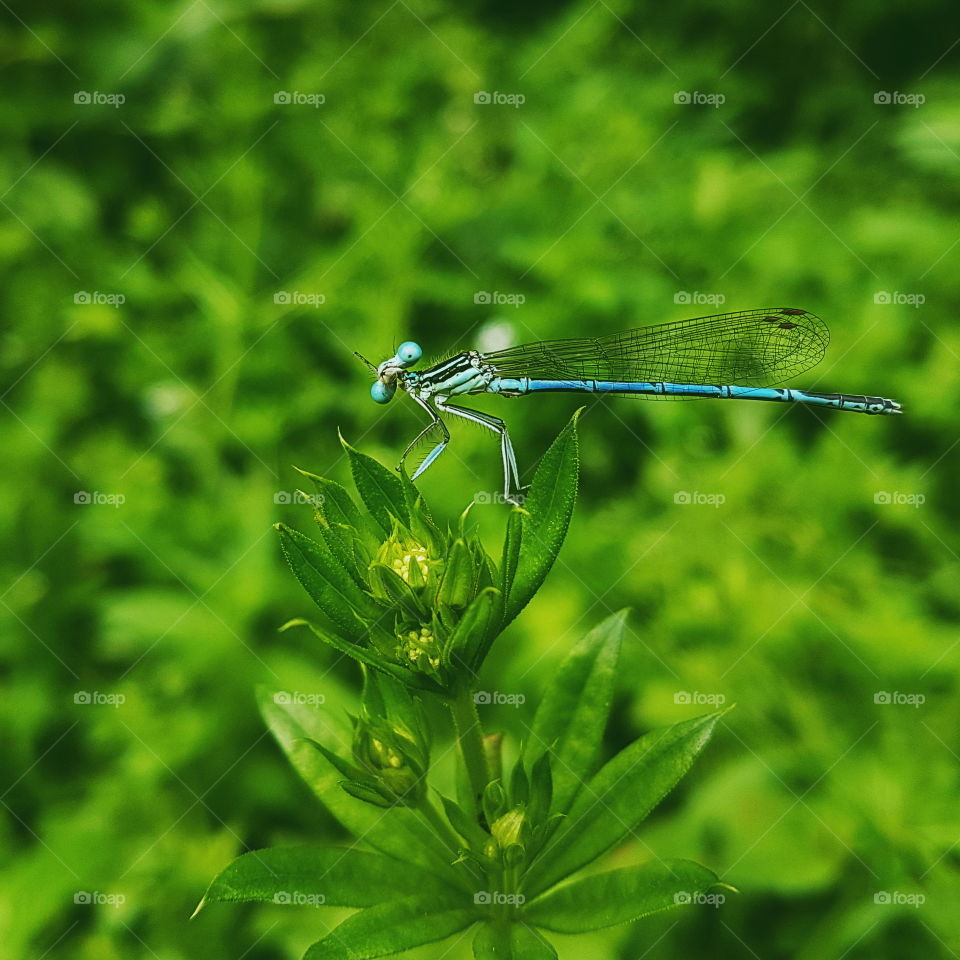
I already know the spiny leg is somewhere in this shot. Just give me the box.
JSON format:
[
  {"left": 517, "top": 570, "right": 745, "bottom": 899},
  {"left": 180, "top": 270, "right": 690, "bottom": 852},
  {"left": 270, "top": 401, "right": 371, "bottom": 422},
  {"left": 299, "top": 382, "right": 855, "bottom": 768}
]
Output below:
[
  {"left": 400, "top": 395, "right": 451, "bottom": 482},
  {"left": 436, "top": 399, "right": 522, "bottom": 503}
]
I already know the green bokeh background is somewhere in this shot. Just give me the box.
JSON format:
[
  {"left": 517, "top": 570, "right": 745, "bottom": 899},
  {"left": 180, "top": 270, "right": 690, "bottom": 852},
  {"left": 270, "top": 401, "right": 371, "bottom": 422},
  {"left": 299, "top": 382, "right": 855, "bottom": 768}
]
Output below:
[{"left": 3, "top": 1, "right": 959, "bottom": 957}]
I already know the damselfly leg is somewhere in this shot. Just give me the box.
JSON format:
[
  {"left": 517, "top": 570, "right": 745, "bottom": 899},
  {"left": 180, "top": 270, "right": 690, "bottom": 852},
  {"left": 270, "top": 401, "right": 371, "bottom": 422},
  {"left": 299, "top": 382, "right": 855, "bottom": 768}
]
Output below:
[{"left": 436, "top": 399, "right": 522, "bottom": 504}]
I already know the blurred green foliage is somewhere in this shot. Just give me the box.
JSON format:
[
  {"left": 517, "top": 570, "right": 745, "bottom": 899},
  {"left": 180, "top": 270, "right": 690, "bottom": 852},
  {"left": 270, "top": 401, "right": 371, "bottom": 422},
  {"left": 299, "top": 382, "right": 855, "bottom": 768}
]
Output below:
[{"left": 2, "top": 0, "right": 959, "bottom": 957}]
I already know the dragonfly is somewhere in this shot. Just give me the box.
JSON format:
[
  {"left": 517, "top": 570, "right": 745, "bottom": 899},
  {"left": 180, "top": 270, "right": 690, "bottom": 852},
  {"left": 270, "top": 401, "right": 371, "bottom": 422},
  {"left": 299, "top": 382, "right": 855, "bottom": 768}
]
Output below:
[{"left": 357, "top": 307, "right": 901, "bottom": 504}]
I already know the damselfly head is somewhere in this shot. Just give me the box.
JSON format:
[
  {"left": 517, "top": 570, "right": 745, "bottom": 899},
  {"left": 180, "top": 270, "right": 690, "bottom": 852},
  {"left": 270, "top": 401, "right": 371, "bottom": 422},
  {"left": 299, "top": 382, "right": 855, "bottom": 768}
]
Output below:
[{"left": 366, "top": 341, "right": 423, "bottom": 403}]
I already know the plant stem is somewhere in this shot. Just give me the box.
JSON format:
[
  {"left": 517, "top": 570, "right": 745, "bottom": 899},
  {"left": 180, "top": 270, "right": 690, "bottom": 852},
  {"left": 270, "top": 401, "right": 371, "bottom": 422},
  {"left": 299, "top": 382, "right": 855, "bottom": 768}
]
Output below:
[{"left": 449, "top": 687, "right": 488, "bottom": 816}]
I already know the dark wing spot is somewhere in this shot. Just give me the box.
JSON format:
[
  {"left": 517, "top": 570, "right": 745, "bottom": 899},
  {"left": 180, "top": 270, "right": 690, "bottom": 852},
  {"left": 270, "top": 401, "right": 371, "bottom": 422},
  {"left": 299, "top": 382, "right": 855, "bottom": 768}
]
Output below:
[
  {"left": 762, "top": 315, "right": 781, "bottom": 322},
  {"left": 778, "top": 322, "right": 798, "bottom": 329},
  {"left": 780, "top": 308, "right": 808, "bottom": 316}
]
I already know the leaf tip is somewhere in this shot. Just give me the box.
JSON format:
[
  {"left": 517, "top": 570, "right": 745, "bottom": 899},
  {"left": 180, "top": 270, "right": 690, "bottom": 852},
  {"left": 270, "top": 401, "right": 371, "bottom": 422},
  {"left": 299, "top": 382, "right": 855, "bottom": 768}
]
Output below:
[{"left": 189, "top": 897, "right": 206, "bottom": 920}]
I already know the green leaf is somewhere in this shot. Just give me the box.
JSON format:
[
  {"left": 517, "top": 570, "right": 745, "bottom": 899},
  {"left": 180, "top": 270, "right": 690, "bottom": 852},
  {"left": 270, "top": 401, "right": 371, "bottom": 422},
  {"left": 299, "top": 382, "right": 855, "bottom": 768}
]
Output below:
[
  {"left": 437, "top": 539, "right": 475, "bottom": 608},
  {"left": 523, "top": 859, "right": 722, "bottom": 932},
  {"left": 524, "top": 610, "right": 626, "bottom": 814},
  {"left": 341, "top": 433, "right": 410, "bottom": 534},
  {"left": 256, "top": 686, "right": 468, "bottom": 884},
  {"left": 439, "top": 794, "right": 488, "bottom": 847},
  {"left": 195, "top": 845, "right": 450, "bottom": 915},
  {"left": 526, "top": 711, "right": 724, "bottom": 896},
  {"left": 282, "top": 619, "right": 440, "bottom": 693},
  {"left": 472, "top": 922, "right": 558, "bottom": 959},
  {"left": 444, "top": 587, "right": 504, "bottom": 673},
  {"left": 295, "top": 467, "right": 365, "bottom": 532},
  {"left": 295, "top": 470, "right": 368, "bottom": 587},
  {"left": 504, "top": 410, "right": 580, "bottom": 626},
  {"left": 276, "top": 523, "right": 378, "bottom": 638},
  {"left": 303, "top": 892, "right": 476, "bottom": 959},
  {"left": 499, "top": 508, "right": 522, "bottom": 600}
]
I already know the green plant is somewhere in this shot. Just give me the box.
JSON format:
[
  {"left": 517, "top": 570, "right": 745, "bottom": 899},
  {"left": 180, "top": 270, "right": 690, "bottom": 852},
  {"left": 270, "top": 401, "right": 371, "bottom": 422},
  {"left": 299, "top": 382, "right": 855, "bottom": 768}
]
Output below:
[{"left": 194, "top": 412, "right": 731, "bottom": 958}]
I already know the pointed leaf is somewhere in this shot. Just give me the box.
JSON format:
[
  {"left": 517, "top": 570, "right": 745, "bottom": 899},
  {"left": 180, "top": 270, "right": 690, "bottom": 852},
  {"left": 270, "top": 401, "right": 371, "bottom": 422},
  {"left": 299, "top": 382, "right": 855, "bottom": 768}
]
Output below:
[
  {"left": 303, "top": 892, "right": 476, "bottom": 959},
  {"left": 524, "top": 859, "right": 722, "bottom": 932},
  {"left": 256, "top": 686, "right": 470, "bottom": 885},
  {"left": 524, "top": 610, "right": 626, "bottom": 814},
  {"left": 527, "top": 710, "right": 724, "bottom": 896},
  {"left": 341, "top": 434, "right": 409, "bottom": 534},
  {"left": 445, "top": 587, "right": 503, "bottom": 673},
  {"left": 473, "top": 922, "right": 558, "bottom": 959},
  {"left": 196, "top": 845, "right": 451, "bottom": 914},
  {"left": 499, "top": 508, "right": 522, "bottom": 599},
  {"left": 440, "top": 794, "right": 488, "bottom": 847},
  {"left": 276, "top": 523, "right": 379, "bottom": 637},
  {"left": 504, "top": 411, "right": 580, "bottom": 626},
  {"left": 282, "top": 619, "right": 440, "bottom": 693}
]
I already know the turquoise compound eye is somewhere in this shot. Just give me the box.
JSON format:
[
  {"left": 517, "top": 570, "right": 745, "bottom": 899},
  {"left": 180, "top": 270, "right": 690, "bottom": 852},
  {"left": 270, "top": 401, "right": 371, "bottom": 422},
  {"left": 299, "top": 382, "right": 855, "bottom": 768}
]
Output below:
[
  {"left": 396, "top": 341, "right": 422, "bottom": 367},
  {"left": 371, "top": 380, "right": 396, "bottom": 404}
]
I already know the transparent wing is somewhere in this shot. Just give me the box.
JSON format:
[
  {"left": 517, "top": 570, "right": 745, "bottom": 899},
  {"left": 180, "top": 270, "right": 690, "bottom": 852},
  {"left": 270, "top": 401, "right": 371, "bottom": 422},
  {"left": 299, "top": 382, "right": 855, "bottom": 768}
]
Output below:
[{"left": 482, "top": 308, "right": 829, "bottom": 387}]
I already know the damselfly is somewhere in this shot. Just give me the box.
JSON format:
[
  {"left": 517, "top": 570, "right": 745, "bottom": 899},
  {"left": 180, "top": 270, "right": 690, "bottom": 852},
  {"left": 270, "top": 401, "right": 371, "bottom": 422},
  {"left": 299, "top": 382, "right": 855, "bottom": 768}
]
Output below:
[{"left": 357, "top": 308, "right": 901, "bottom": 503}]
